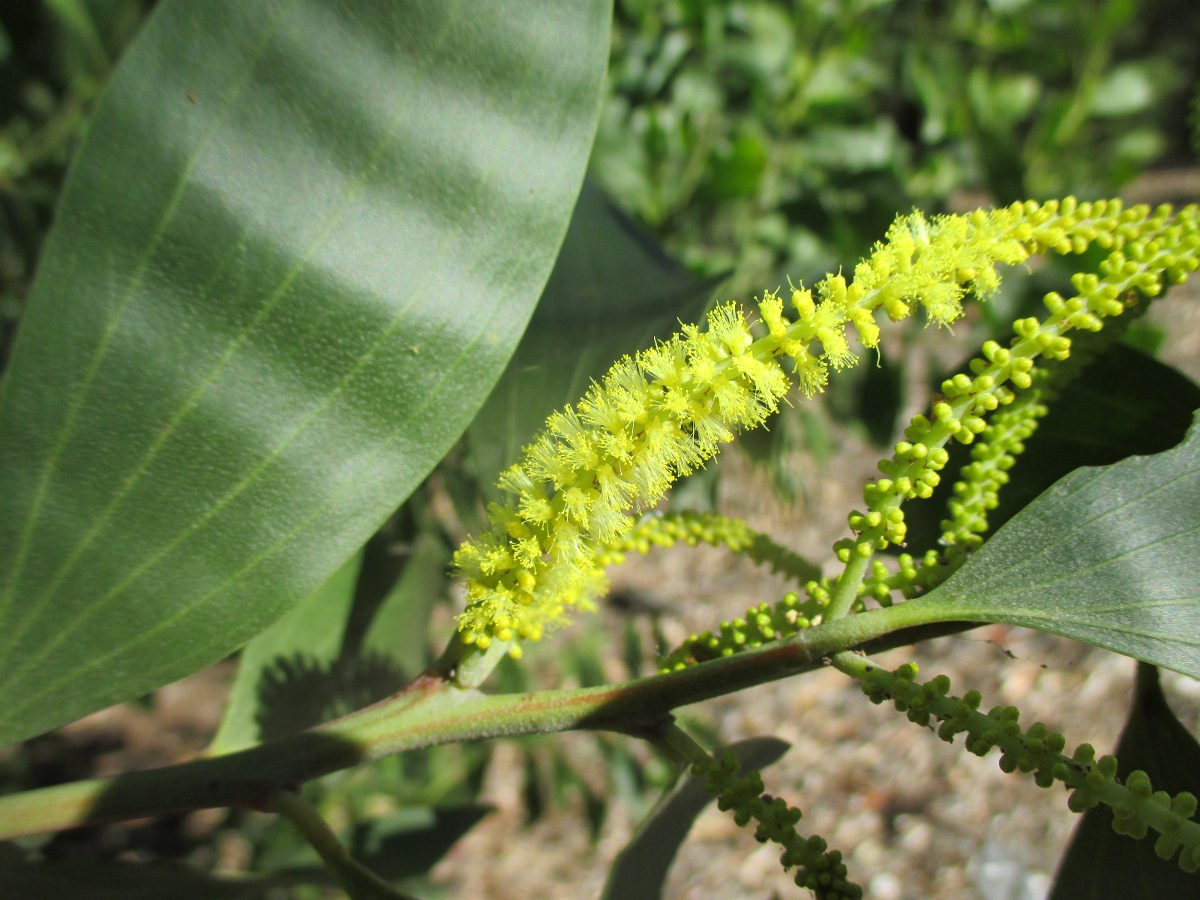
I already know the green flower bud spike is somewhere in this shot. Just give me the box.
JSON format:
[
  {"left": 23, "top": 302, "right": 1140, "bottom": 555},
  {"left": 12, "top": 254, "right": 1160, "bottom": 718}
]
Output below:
[
  {"left": 601, "top": 509, "right": 821, "bottom": 584},
  {"left": 690, "top": 751, "right": 862, "bottom": 899},
  {"left": 818, "top": 199, "right": 1198, "bottom": 621},
  {"left": 660, "top": 724, "right": 862, "bottom": 899},
  {"left": 658, "top": 590, "right": 821, "bottom": 672},
  {"left": 835, "top": 653, "right": 1200, "bottom": 873}
]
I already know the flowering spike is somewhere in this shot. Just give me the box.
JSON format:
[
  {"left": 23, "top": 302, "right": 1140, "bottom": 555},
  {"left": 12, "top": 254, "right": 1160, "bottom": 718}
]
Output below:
[
  {"left": 692, "top": 750, "right": 862, "bottom": 898},
  {"left": 454, "top": 201, "right": 1200, "bottom": 652},
  {"left": 839, "top": 655, "right": 1200, "bottom": 873}
]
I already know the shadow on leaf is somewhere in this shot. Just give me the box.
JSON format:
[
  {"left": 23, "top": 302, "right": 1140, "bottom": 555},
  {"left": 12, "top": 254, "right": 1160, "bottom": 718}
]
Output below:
[{"left": 255, "top": 653, "right": 411, "bottom": 743}]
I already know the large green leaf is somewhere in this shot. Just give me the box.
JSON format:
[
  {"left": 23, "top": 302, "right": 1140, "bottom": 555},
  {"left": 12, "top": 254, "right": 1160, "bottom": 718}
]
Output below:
[
  {"left": 903, "top": 411, "right": 1200, "bottom": 677},
  {"left": 0, "top": 0, "right": 610, "bottom": 746},
  {"left": 212, "top": 528, "right": 453, "bottom": 757}
]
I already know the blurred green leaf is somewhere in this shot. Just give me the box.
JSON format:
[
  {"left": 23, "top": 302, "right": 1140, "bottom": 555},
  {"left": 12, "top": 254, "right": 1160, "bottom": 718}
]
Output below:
[
  {"left": 348, "top": 805, "right": 492, "bottom": 882},
  {"left": 803, "top": 121, "right": 899, "bottom": 172},
  {"left": 0, "top": 0, "right": 610, "bottom": 746},
  {"left": 988, "top": 73, "right": 1040, "bottom": 125},
  {"left": 706, "top": 132, "right": 768, "bottom": 200},
  {"left": 43, "top": 0, "right": 112, "bottom": 77},
  {"left": 1050, "top": 664, "right": 1200, "bottom": 898},
  {"left": 600, "top": 0, "right": 1199, "bottom": 299},
  {"left": 266, "top": 805, "right": 490, "bottom": 889},
  {"left": 0, "top": 848, "right": 279, "bottom": 900},
  {"left": 1090, "top": 63, "right": 1156, "bottom": 118}
]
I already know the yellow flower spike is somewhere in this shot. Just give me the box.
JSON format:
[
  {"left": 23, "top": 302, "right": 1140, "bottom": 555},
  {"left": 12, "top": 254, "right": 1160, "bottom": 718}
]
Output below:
[
  {"left": 821, "top": 273, "right": 849, "bottom": 307},
  {"left": 710, "top": 306, "right": 754, "bottom": 356},
  {"left": 919, "top": 282, "right": 966, "bottom": 326},
  {"left": 454, "top": 199, "right": 1199, "bottom": 653},
  {"left": 883, "top": 295, "right": 911, "bottom": 321}
]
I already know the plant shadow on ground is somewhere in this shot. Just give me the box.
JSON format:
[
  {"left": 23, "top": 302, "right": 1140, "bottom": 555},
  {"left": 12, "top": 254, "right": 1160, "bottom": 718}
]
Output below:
[{"left": 253, "top": 653, "right": 412, "bottom": 745}]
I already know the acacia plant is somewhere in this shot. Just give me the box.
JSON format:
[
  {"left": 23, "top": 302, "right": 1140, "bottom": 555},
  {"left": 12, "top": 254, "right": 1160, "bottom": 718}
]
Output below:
[{"left": 0, "top": 3, "right": 1198, "bottom": 898}]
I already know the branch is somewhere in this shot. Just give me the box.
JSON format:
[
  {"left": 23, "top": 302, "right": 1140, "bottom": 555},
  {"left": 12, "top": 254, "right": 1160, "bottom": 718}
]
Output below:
[{"left": 0, "top": 605, "right": 937, "bottom": 839}]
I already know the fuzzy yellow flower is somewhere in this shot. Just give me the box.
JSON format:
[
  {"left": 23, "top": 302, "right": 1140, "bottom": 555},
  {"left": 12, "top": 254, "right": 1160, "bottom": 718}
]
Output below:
[{"left": 453, "top": 199, "right": 1198, "bottom": 654}]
